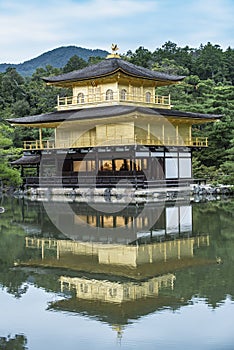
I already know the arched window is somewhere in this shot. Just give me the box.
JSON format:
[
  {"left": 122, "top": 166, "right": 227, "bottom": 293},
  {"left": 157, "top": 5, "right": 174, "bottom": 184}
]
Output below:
[
  {"left": 77, "top": 92, "right": 84, "bottom": 103},
  {"left": 120, "top": 89, "right": 127, "bottom": 101},
  {"left": 106, "top": 89, "right": 113, "bottom": 101},
  {"left": 145, "top": 91, "right": 151, "bottom": 103}
]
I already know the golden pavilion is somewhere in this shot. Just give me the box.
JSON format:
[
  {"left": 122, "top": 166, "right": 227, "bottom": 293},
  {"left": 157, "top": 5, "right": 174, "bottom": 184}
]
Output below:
[{"left": 8, "top": 46, "right": 219, "bottom": 189}]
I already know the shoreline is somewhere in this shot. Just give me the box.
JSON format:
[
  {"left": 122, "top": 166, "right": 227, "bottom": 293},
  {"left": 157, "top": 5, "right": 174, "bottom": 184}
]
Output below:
[{"left": 0, "top": 183, "right": 231, "bottom": 204}]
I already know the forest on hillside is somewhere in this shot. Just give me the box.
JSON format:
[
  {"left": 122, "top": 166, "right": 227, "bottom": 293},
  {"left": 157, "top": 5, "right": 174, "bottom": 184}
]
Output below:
[
  {"left": 0, "top": 46, "right": 108, "bottom": 76},
  {"left": 0, "top": 41, "right": 233, "bottom": 187}
]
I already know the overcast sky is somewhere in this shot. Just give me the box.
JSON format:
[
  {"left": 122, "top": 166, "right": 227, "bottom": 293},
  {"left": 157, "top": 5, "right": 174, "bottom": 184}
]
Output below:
[{"left": 0, "top": 0, "right": 233, "bottom": 64}]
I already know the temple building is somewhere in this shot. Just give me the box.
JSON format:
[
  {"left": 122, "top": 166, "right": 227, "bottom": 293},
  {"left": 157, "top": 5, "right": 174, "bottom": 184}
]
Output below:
[{"left": 8, "top": 47, "right": 219, "bottom": 189}]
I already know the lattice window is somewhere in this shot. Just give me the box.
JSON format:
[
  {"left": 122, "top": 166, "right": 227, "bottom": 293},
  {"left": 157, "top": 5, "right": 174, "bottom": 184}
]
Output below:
[
  {"left": 145, "top": 91, "right": 151, "bottom": 103},
  {"left": 106, "top": 89, "right": 113, "bottom": 100},
  {"left": 77, "top": 92, "right": 84, "bottom": 103},
  {"left": 120, "top": 89, "right": 127, "bottom": 101}
]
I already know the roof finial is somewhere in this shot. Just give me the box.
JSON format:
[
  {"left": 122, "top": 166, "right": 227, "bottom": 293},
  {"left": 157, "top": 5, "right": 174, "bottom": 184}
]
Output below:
[
  {"left": 106, "top": 44, "right": 120, "bottom": 59},
  {"left": 111, "top": 44, "right": 119, "bottom": 53}
]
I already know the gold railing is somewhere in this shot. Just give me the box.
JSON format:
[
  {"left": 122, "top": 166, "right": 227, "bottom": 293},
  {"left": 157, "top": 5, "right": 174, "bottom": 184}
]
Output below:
[
  {"left": 23, "top": 140, "right": 55, "bottom": 150},
  {"left": 138, "top": 137, "right": 208, "bottom": 147},
  {"left": 57, "top": 93, "right": 171, "bottom": 109},
  {"left": 23, "top": 136, "right": 208, "bottom": 150}
]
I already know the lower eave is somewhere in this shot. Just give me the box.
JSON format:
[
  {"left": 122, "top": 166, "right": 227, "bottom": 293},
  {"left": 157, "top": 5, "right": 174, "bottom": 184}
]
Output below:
[
  {"left": 7, "top": 105, "right": 221, "bottom": 127},
  {"left": 11, "top": 154, "right": 40, "bottom": 165}
]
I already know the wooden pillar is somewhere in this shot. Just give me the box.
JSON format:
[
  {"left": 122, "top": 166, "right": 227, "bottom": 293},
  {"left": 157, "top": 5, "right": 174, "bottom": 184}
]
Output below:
[
  {"left": 41, "top": 240, "right": 44, "bottom": 260},
  {"left": 21, "top": 166, "right": 24, "bottom": 178},
  {"left": 147, "top": 123, "right": 150, "bottom": 143},
  {"left": 141, "top": 85, "right": 144, "bottom": 102},
  {"left": 112, "top": 159, "right": 116, "bottom": 171},
  {"left": 39, "top": 128, "right": 43, "bottom": 149},
  {"left": 54, "top": 128, "right": 57, "bottom": 148},
  {"left": 190, "top": 240, "right": 194, "bottom": 256},
  {"left": 113, "top": 216, "right": 116, "bottom": 228},
  {"left": 128, "top": 82, "right": 132, "bottom": 101},
  {"left": 60, "top": 279, "right": 64, "bottom": 292},
  {"left": 162, "top": 124, "right": 165, "bottom": 144},
  {"left": 177, "top": 240, "right": 181, "bottom": 259},
  {"left": 176, "top": 125, "right": 179, "bottom": 145},
  {"left": 57, "top": 241, "right": 60, "bottom": 260},
  {"left": 189, "top": 125, "right": 192, "bottom": 145},
  {"left": 164, "top": 242, "right": 167, "bottom": 262}
]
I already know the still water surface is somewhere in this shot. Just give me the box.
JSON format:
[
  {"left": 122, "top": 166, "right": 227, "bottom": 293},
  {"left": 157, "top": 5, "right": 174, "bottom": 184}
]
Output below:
[{"left": 0, "top": 195, "right": 233, "bottom": 350}]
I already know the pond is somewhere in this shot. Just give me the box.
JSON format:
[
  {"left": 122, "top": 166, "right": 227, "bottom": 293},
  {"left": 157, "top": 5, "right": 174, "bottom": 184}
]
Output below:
[{"left": 0, "top": 194, "right": 234, "bottom": 350}]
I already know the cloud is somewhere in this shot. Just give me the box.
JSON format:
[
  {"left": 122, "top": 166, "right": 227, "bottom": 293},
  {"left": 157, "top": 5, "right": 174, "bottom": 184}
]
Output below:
[
  {"left": 0, "top": 0, "right": 233, "bottom": 63},
  {"left": 0, "top": 0, "right": 158, "bottom": 62},
  {"left": 188, "top": 0, "right": 234, "bottom": 42},
  {"left": 149, "top": 0, "right": 234, "bottom": 49},
  {"left": 60, "top": 0, "right": 157, "bottom": 19}
]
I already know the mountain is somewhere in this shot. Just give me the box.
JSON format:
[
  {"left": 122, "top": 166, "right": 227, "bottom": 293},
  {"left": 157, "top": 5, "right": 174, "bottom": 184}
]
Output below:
[{"left": 0, "top": 46, "right": 109, "bottom": 76}]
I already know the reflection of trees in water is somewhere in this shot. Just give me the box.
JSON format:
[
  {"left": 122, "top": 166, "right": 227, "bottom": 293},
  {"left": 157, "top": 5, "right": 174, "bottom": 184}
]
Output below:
[
  {"left": 0, "top": 269, "right": 28, "bottom": 299},
  {"left": 0, "top": 334, "right": 28, "bottom": 350},
  {"left": 0, "top": 195, "right": 234, "bottom": 313},
  {"left": 173, "top": 199, "right": 234, "bottom": 308}
]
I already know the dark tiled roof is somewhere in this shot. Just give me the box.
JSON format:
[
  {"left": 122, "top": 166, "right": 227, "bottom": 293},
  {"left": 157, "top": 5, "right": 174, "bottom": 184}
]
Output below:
[
  {"left": 42, "top": 58, "right": 185, "bottom": 83},
  {"left": 148, "top": 108, "right": 221, "bottom": 120},
  {"left": 11, "top": 154, "right": 40, "bottom": 165},
  {"left": 8, "top": 109, "right": 80, "bottom": 124},
  {"left": 7, "top": 105, "right": 221, "bottom": 126}
]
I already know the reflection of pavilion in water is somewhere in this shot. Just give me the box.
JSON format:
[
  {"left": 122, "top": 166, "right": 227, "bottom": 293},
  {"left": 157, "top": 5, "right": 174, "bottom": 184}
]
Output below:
[
  {"left": 24, "top": 200, "right": 210, "bottom": 287},
  {"left": 60, "top": 274, "right": 175, "bottom": 304},
  {"left": 43, "top": 232, "right": 209, "bottom": 335},
  {"left": 42, "top": 200, "right": 196, "bottom": 244},
  {"left": 25, "top": 234, "right": 209, "bottom": 272},
  {"left": 22, "top": 201, "right": 210, "bottom": 336}
]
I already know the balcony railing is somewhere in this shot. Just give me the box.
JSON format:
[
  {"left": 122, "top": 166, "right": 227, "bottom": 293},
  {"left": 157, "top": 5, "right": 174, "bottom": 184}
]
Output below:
[
  {"left": 23, "top": 136, "right": 208, "bottom": 150},
  {"left": 23, "top": 140, "right": 55, "bottom": 150},
  {"left": 57, "top": 92, "right": 171, "bottom": 110}
]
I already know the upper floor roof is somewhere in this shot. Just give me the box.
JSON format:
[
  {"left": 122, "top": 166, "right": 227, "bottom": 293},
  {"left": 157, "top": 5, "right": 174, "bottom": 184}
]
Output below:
[{"left": 42, "top": 57, "right": 185, "bottom": 86}]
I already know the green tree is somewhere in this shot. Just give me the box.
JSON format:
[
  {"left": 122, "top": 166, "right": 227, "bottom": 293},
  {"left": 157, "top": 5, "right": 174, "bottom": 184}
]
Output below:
[
  {"left": 87, "top": 56, "right": 104, "bottom": 65},
  {"left": 25, "top": 65, "right": 66, "bottom": 115},
  {"left": 12, "top": 100, "right": 31, "bottom": 118},
  {"left": 153, "top": 58, "right": 189, "bottom": 76},
  {"left": 125, "top": 46, "right": 153, "bottom": 68},
  {"left": 0, "top": 122, "right": 22, "bottom": 187},
  {"left": 0, "top": 68, "right": 25, "bottom": 106},
  {"left": 223, "top": 47, "right": 234, "bottom": 84},
  {"left": 63, "top": 55, "right": 87, "bottom": 73},
  {"left": 153, "top": 41, "right": 194, "bottom": 72},
  {"left": 220, "top": 136, "right": 234, "bottom": 184},
  {"left": 157, "top": 77, "right": 234, "bottom": 183},
  {"left": 193, "top": 42, "right": 225, "bottom": 82}
]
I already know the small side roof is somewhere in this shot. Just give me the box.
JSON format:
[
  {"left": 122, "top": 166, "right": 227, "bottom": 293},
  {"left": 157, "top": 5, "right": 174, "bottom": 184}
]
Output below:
[
  {"left": 11, "top": 154, "right": 40, "bottom": 165},
  {"left": 42, "top": 58, "right": 185, "bottom": 84}
]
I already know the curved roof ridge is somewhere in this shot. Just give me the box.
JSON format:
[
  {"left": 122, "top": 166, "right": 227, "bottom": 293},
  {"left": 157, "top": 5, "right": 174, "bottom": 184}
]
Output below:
[{"left": 42, "top": 58, "right": 185, "bottom": 84}]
